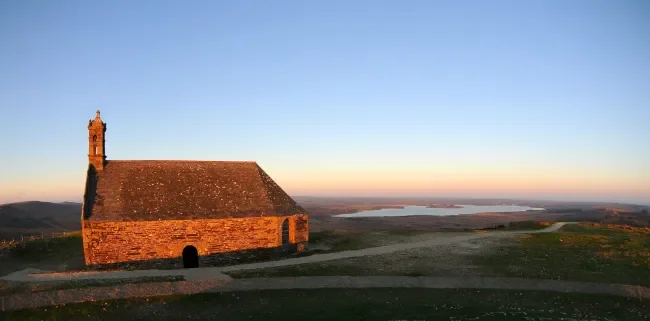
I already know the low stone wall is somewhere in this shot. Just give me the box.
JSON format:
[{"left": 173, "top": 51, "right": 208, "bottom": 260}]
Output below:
[{"left": 82, "top": 214, "right": 308, "bottom": 268}]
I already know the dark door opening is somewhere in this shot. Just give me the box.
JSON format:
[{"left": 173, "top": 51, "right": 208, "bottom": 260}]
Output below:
[
  {"left": 182, "top": 245, "right": 199, "bottom": 268},
  {"left": 281, "top": 219, "right": 290, "bottom": 250}
]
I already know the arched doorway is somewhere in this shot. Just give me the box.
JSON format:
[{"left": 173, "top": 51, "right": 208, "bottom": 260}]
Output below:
[
  {"left": 182, "top": 245, "right": 199, "bottom": 268},
  {"left": 281, "top": 219, "right": 290, "bottom": 249}
]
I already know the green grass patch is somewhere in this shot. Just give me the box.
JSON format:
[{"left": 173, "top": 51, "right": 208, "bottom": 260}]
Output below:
[
  {"left": 0, "top": 232, "right": 84, "bottom": 275},
  {"left": 474, "top": 223, "right": 650, "bottom": 286},
  {"left": 307, "top": 230, "right": 376, "bottom": 252},
  {"left": 473, "top": 220, "right": 553, "bottom": 231},
  {"left": 307, "top": 230, "right": 338, "bottom": 243},
  {"left": 4, "top": 288, "right": 648, "bottom": 321},
  {"left": 504, "top": 220, "right": 553, "bottom": 230},
  {"left": 10, "top": 232, "right": 82, "bottom": 261},
  {"left": 308, "top": 229, "right": 454, "bottom": 253}
]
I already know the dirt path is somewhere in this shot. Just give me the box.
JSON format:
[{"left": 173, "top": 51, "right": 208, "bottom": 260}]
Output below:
[
  {"left": 2, "top": 275, "right": 648, "bottom": 311},
  {"left": 0, "top": 222, "right": 574, "bottom": 283}
]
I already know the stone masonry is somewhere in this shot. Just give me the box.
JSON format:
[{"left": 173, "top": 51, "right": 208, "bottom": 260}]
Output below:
[{"left": 82, "top": 214, "right": 308, "bottom": 267}]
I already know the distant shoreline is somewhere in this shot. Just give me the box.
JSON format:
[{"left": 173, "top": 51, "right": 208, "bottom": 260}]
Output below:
[
  {"left": 426, "top": 204, "right": 463, "bottom": 209},
  {"left": 333, "top": 205, "right": 547, "bottom": 218}
]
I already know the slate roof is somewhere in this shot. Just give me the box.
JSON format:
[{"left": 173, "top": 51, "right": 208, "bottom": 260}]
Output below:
[{"left": 83, "top": 160, "right": 305, "bottom": 221}]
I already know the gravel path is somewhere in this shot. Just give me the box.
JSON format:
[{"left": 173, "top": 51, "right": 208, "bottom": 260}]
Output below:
[
  {"left": 0, "top": 222, "right": 574, "bottom": 282},
  {"left": 2, "top": 275, "right": 648, "bottom": 311}
]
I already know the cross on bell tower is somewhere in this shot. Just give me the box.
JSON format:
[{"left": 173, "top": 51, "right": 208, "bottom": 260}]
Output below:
[{"left": 88, "top": 110, "right": 106, "bottom": 170}]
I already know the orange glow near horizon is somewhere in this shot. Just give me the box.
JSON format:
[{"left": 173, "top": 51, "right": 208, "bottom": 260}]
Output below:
[
  {"left": 274, "top": 167, "right": 650, "bottom": 203},
  {"left": 278, "top": 168, "right": 648, "bottom": 190},
  {"left": 1, "top": 168, "right": 648, "bottom": 204}
]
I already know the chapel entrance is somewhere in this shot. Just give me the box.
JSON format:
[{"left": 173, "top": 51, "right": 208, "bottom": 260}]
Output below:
[{"left": 182, "top": 245, "right": 199, "bottom": 268}]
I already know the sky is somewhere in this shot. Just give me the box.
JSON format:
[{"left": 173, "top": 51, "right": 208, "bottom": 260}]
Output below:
[{"left": 1, "top": 0, "right": 649, "bottom": 205}]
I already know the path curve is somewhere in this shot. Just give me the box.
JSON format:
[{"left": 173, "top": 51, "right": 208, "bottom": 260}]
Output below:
[
  {"left": 1, "top": 275, "right": 648, "bottom": 311},
  {"left": 0, "top": 222, "right": 576, "bottom": 282}
]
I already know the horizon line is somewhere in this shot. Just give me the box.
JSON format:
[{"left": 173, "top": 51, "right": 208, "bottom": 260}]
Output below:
[{"left": 2, "top": 196, "right": 649, "bottom": 207}]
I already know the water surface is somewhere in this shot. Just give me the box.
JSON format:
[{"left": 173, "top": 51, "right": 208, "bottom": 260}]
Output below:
[{"left": 333, "top": 205, "right": 546, "bottom": 218}]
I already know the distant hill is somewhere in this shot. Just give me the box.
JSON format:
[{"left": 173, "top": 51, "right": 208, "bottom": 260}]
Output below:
[{"left": 0, "top": 201, "right": 82, "bottom": 240}]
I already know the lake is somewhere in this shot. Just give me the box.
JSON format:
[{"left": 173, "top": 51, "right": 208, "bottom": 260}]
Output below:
[{"left": 333, "top": 205, "right": 546, "bottom": 218}]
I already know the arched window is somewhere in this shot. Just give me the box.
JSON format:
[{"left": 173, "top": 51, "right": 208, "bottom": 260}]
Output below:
[
  {"left": 281, "top": 219, "right": 290, "bottom": 246},
  {"left": 93, "top": 145, "right": 98, "bottom": 155},
  {"left": 93, "top": 135, "right": 98, "bottom": 142}
]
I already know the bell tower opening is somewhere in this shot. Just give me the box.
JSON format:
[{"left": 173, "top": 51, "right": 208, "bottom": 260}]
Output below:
[{"left": 88, "top": 110, "right": 107, "bottom": 170}]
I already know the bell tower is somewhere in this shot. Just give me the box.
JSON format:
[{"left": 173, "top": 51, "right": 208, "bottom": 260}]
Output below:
[{"left": 88, "top": 110, "right": 106, "bottom": 170}]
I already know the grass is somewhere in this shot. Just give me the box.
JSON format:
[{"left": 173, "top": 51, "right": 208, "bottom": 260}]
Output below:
[
  {"left": 307, "top": 230, "right": 376, "bottom": 252},
  {"left": 474, "top": 223, "right": 650, "bottom": 286},
  {"left": 0, "top": 232, "right": 84, "bottom": 276},
  {"left": 10, "top": 232, "right": 82, "bottom": 261},
  {"left": 308, "top": 228, "right": 458, "bottom": 252},
  {"left": 307, "top": 230, "right": 338, "bottom": 243},
  {"left": 473, "top": 220, "right": 553, "bottom": 231},
  {"left": 504, "top": 220, "right": 553, "bottom": 230},
  {"left": 0, "top": 275, "right": 185, "bottom": 296},
  {"left": 4, "top": 288, "right": 648, "bottom": 321}
]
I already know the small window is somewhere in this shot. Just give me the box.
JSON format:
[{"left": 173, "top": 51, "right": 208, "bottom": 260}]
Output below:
[
  {"left": 93, "top": 135, "right": 98, "bottom": 142},
  {"left": 93, "top": 145, "right": 98, "bottom": 155},
  {"left": 281, "top": 219, "right": 290, "bottom": 245}
]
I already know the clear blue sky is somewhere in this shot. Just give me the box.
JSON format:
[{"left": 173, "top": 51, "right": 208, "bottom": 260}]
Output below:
[{"left": 1, "top": 0, "right": 649, "bottom": 204}]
